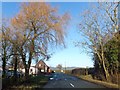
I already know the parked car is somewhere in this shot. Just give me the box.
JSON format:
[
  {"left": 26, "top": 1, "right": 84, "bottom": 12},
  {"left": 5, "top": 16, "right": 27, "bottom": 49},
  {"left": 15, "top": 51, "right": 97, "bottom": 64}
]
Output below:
[{"left": 5, "top": 70, "right": 23, "bottom": 78}]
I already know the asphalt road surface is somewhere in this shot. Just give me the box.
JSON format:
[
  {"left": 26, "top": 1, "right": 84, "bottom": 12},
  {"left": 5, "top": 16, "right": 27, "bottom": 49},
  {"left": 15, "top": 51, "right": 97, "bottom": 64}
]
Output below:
[{"left": 43, "top": 73, "right": 106, "bottom": 88}]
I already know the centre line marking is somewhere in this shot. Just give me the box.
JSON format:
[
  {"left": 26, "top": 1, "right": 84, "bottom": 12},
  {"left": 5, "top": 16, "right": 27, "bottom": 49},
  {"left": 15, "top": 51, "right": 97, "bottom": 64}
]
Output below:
[{"left": 70, "top": 83, "right": 74, "bottom": 87}]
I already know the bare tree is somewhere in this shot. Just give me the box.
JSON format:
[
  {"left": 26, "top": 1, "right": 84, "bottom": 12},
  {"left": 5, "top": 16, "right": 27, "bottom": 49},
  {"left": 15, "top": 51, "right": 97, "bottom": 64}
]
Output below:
[
  {"left": 56, "top": 64, "right": 62, "bottom": 71},
  {"left": 77, "top": 2, "right": 119, "bottom": 81},
  {"left": 1, "top": 21, "right": 12, "bottom": 77}
]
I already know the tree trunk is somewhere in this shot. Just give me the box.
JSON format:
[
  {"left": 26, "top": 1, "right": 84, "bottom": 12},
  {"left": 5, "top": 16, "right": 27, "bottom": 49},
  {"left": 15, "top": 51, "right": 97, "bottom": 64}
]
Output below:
[
  {"left": 28, "top": 52, "right": 32, "bottom": 72},
  {"left": 97, "top": 52, "right": 110, "bottom": 81},
  {"left": 23, "top": 61, "right": 29, "bottom": 80},
  {"left": 24, "top": 52, "right": 32, "bottom": 80},
  {"left": 21, "top": 54, "right": 29, "bottom": 80},
  {"left": 101, "top": 59, "right": 110, "bottom": 81},
  {"left": 14, "top": 55, "right": 18, "bottom": 78},
  {"left": 110, "top": 69, "right": 113, "bottom": 76},
  {"left": 25, "top": 68, "right": 29, "bottom": 80},
  {"left": 2, "top": 56, "right": 6, "bottom": 78}
]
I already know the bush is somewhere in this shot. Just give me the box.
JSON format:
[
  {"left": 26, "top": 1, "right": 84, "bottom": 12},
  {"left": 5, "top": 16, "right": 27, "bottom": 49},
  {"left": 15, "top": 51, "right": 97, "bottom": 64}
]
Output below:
[
  {"left": 2, "top": 77, "right": 25, "bottom": 89},
  {"left": 72, "top": 68, "right": 88, "bottom": 75}
]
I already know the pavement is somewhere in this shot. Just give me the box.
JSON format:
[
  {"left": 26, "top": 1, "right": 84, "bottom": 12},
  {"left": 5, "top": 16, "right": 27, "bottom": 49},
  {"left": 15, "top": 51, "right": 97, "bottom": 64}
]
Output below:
[{"left": 43, "top": 73, "right": 106, "bottom": 88}]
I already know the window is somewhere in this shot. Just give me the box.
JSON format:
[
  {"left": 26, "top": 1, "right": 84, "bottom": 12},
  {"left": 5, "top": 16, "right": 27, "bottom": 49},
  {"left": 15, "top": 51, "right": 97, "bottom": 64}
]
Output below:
[{"left": 39, "top": 64, "right": 41, "bottom": 67}]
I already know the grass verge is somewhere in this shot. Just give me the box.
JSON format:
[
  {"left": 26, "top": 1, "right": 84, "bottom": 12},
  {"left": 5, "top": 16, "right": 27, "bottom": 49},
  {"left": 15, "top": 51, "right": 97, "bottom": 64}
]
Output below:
[
  {"left": 2, "top": 75, "right": 49, "bottom": 90},
  {"left": 77, "top": 75, "right": 119, "bottom": 88}
]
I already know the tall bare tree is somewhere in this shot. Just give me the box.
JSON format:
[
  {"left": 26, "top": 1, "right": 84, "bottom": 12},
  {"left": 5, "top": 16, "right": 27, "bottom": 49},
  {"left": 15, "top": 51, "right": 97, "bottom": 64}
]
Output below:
[
  {"left": 77, "top": 2, "right": 119, "bottom": 81},
  {"left": 1, "top": 21, "right": 12, "bottom": 77}
]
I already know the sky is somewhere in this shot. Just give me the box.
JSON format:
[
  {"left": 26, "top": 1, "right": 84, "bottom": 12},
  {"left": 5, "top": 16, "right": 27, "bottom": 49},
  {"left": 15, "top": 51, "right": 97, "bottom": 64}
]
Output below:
[{"left": 2, "top": 2, "right": 94, "bottom": 68}]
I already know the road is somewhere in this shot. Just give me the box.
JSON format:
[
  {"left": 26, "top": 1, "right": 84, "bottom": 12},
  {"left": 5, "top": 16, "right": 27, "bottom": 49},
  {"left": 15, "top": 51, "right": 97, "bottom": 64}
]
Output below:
[{"left": 43, "top": 73, "right": 106, "bottom": 88}]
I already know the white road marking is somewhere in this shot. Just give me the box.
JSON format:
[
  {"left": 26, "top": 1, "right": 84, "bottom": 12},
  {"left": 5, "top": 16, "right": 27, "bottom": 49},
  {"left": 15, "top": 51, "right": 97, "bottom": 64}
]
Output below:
[{"left": 70, "top": 83, "right": 74, "bottom": 87}]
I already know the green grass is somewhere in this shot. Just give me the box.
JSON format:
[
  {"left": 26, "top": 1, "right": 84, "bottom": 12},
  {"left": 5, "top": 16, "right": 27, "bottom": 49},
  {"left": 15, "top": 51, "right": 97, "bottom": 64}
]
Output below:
[{"left": 2, "top": 75, "right": 49, "bottom": 90}]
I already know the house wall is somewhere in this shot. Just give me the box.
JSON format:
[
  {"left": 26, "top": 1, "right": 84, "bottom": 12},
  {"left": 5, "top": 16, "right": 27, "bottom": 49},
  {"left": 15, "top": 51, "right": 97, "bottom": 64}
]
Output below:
[
  {"left": 29, "top": 67, "right": 39, "bottom": 75},
  {"left": 21, "top": 67, "right": 39, "bottom": 75},
  {"left": 21, "top": 69, "right": 25, "bottom": 74},
  {"left": 36, "top": 60, "right": 50, "bottom": 73}
]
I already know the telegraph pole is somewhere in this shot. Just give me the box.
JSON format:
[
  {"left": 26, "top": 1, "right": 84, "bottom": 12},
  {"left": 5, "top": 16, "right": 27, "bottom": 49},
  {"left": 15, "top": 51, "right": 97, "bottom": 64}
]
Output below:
[{"left": 64, "top": 61, "right": 66, "bottom": 73}]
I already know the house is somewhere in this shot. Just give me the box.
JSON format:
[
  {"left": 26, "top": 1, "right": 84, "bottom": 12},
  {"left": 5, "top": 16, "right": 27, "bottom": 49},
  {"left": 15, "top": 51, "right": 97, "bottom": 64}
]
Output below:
[
  {"left": 19, "top": 60, "right": 51, "bottom": 75},
  {"left": 35, "top": 60, "right": 51, "bottom": 73}
]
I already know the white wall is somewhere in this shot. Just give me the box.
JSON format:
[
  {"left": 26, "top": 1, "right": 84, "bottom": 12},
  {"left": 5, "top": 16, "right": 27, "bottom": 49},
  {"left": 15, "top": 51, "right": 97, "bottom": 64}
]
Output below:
[
  {"left": 21, "top": 69, "right": 25, "bottom": 74},
  {"left": 29, "top": 67, "right": 39, "bottom": 75},
  {"left": 21, "top": 67, "right": 39, "bottom": 75}
]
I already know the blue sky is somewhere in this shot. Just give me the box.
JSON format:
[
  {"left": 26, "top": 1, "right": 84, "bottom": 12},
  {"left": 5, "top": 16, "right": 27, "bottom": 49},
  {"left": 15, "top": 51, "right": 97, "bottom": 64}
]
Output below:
[{"left": 2, "top": 2, "right": 94, "bottom": 68}]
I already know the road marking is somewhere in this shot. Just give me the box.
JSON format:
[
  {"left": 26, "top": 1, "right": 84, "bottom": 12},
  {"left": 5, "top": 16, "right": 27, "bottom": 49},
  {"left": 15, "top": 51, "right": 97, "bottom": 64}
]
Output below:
[{"left": 70, "top": 83, "right": 74, "bottom": 87}]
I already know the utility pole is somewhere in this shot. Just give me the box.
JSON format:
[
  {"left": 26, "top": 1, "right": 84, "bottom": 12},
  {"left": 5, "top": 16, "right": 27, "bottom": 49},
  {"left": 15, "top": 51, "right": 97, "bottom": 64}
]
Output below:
[
  {"left": 86, "top": 66, "right": 88, "bottom": 75},
  {"left": 64, "top": 61, "right": 66, "bottom": 73}
]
